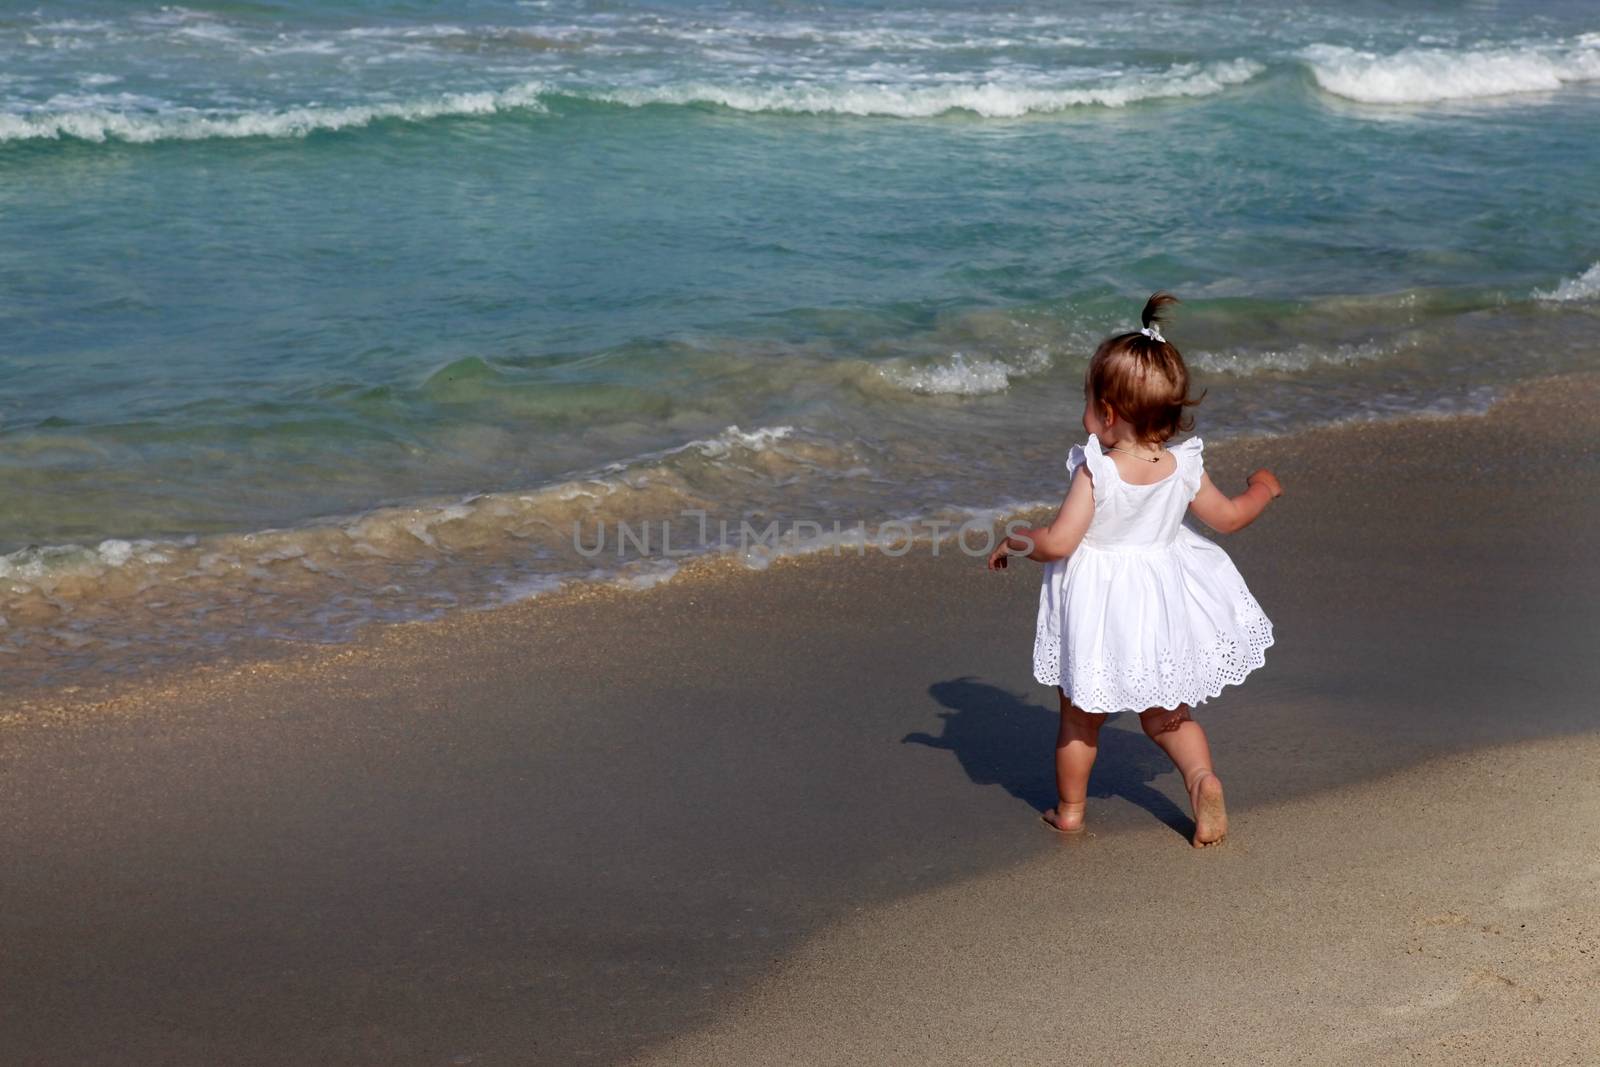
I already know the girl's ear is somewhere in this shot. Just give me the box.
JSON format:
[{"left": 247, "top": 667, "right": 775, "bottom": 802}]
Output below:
[{"left": 1099, "top": 401, "right": 1116, "bottom": 428}]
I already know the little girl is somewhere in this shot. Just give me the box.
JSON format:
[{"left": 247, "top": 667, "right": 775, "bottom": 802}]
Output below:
[{"left": 988, "top": 293, "right": 1281, "bottom": 848}]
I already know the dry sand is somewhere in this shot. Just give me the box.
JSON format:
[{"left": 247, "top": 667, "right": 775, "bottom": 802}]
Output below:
[
  {"left": 2, "top": 374, "right": 1598, "bottom": 1065},
  {"left": 635, "top": 733, "right": 1600, "bottom": 1066}
]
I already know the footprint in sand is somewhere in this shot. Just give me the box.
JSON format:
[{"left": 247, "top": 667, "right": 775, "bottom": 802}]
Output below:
[
  {"left": 1465, "top": 968, "right": 1543, "bottom": 1005},
  {"left": 1380, "top": 966, "right": 1543, "bottom": 1018}
]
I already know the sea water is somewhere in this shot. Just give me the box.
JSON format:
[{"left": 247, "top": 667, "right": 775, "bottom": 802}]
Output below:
[{"left": 2, "top": 0, "right": 1598, "bottom": 687}]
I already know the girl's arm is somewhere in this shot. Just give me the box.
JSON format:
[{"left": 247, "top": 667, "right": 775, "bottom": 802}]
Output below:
[
  {"left": 988, "top": 466, "right": 1095, "bottom": 569},
  {"left": 1188, "top": 469, "right": 1282, "bottom": 534}
]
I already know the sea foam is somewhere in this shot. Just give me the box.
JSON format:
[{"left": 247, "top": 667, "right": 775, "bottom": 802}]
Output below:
[
  {"left": 877, "top": 349, "right": 1052, "bottom": 395},
  {"left": 1534, "top": 262, "right": 1600, "bottom": 302},
  {"left": 591, "top": 60, "right": 1263, "bottom": 117},
  {"left": 1301, "top": 40, "right": 1600, "bottom": 104},
  {"left": 0, "top": 82, "right": 549, "bottom": 143},
  {"left": 1188, "top": 338, "right": 1407, "bottom": 376}
]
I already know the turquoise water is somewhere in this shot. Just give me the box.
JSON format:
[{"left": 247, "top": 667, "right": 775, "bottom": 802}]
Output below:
[{"left": 2, "top": 1, "right": 1599, "bottom": 685}]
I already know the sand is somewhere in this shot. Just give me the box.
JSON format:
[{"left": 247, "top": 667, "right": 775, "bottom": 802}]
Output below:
[
  {"left": 2, "top": 374, "right": 1598, "bottom": 1065},
  {"left": 634, "top": 734, "right": 1600, "bottom": 1065}
]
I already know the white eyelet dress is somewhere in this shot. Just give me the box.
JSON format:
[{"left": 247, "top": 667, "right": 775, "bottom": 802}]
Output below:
[{"left": 1033, "top": 436, "right": 1274, "bottom": 714}]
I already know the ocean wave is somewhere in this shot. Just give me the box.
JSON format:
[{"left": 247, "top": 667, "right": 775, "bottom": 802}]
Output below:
[
  {"left": 619, "top": 20, "right": 1089, "bottom": 54},
  {"left": 0, "top": 59, "right": 1263, "bottom": 145},
  {"left": 1315, "top": 385, "right": 1503, "bottom": 428},
  {"left": 596, "top": 424, "right": 797, "bottom": 469},
  {"left": 0, "top": 418, "right": 892, "bottom": 689},
  {"left": 0, "top": 423, "right": 823, "bottom": 594},
  {"left": 1301, "top": 40, "right": 1600, "bottom": 104},
  {"left": 0, "top": 82, "right": 549, "bottom": 144},
  {"left": 876, "top": 348, "right": 1052, "bottom": 395},
  {"left": 589, "top": 60, "right": 1263, "bottom": 117},
  {"left": 1534, "top": 262, "right": 1600, "bottom": 302},
  {"left": 1188, "top": 338, "right": 1409, "bottom": 376}
]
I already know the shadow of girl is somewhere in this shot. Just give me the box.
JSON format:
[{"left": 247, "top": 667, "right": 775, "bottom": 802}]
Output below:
[{"left": 904, "top": 677, "right": 1191, "bottom": 839}]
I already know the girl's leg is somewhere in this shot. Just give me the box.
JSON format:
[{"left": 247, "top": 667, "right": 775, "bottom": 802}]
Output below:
[
  {"left": 1138, "top": 704, "right": 1227, "bottom": 847},
  {"left": 1045, "top": 690, "right": 1105, "bottom": 832}
]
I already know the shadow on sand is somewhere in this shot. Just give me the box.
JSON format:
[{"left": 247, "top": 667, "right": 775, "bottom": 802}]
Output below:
[{"left": 905, "top": 677, "right": 1192, "bottom": 839}]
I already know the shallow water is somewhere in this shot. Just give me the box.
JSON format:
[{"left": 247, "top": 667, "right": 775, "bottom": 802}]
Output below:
[{"left": 2, "top": 0, "right": 1599, "bottom": 687}]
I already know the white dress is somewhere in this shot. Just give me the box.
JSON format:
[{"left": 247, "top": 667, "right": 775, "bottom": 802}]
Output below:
[{"left": 1033, "top": 436, "right": 1273, "bottom": 714}]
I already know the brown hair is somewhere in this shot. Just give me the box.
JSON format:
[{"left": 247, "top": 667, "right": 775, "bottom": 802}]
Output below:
[{"left": 1083, "top": 292, "right": 1203, "bottom": 443}]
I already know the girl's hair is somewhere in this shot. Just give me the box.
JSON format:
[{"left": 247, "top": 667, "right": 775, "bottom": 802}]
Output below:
[{"left": 1084, "top": 292, "right": 1203, "bottom": 443}]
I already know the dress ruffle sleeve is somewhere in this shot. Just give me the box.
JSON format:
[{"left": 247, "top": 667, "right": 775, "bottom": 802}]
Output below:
[
  {"left": 1171, "top": 436, "right": 1205, "bottom": 499},
  {"left": 1065, "top": 436, "right": 1114, "bottom": 509}
]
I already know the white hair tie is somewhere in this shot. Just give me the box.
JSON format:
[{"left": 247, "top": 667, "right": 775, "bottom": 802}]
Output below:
[{"left": 1138, "top": 325, "right": 1165, "bottom": 343}]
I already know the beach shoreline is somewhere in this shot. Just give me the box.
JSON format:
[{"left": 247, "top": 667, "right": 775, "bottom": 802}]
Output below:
[
  {"left": 2, "top": 373, "right": 1598, "bottom": 1064},
  {"left": 0, "top": 367, "right": 1586, "bottom": 726}
]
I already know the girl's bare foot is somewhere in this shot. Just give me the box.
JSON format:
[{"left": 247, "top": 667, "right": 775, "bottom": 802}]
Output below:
[
  {"left": 1189, "top": 770, "right": 1227, "bottom": 848},
  {"left": 1040, "top": 802, "right": 1086, "bottom": 834}
]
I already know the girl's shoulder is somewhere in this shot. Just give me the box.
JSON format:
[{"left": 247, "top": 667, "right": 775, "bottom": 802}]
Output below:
[
  {"left": 1170, "top": 436, "right": 1205, "bottom": 495},
  {"left": 1065, "top": 435, "right": 1104, "bottom": 475},
  {"left": 1065, "top": 436, "right": 1113, "bottom": 506},
  {"left": 1170, "top": 435, "right": 1203, "bottom": 459}
]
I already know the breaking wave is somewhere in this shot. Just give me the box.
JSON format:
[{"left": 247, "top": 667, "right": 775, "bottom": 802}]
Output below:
[
  {"left": 0, "top": 61, "right": 1265, "bottom": 144},
  {"left": 1301, "top": 39, "right": 1600, "bottom": 104},
  {"left": 1188, "top": 338, "right": 1411, "bottom": 376},
  {"left": 1535, "top": 262, "right": 1600, "bottom": 302},
  {"left": 875, "top": 348, "right": 1053, "bottom": 396},
  {"left": 0, "top": 82, "right": 550, "bottom": 143},
  {"left": 590, "top": 60, "right": 1264, "bottom": 117}
]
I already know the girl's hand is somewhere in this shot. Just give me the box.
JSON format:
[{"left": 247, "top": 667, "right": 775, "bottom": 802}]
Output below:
[
  {"left": 1247, "top": 469, "right": 1283, "bottom": 499},
  {"left": 988, "top": 540, "right": 1010, "bottom": 570}
]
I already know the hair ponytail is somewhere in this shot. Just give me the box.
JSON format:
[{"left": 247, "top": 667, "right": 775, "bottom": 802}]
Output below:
[{"left": 1141, "top": 291, "right": 1179, "bottom": 330}]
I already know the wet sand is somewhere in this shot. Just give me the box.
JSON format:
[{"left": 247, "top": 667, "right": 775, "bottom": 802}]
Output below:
[{"left": 2, "top": 374, "right": 1598, "bottom": 1065}]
